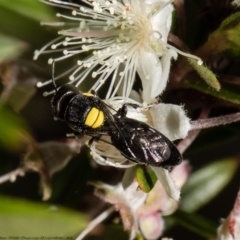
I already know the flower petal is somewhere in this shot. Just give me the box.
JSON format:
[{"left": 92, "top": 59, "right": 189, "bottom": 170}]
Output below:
[
  {"left": 122, "top": 167, "right": 137, "bottom": 190},
  {"left": 92, "top": 180, "right": 147, "bottom": 235},
  {"left": 123, "top": 180, "right": 148, "bottom": 211},
  {"left": 149, "top": 1, "right": 174, "bottom": 42},
  {"left": 150, "top": 103, "right": 191, "bottom": 141},
  {"left": 232, "top": 0, "right": 240, "bottom": 7},
  {"left": 217, "top": 188, "right": 240, "bottom": 240},
  {"left": 138, "top": 180, "right": 178, "bottom": 216},
  {"left": 159, "top": 48, "right": 178, "bottom": 88},
  {"left": 138, "top": 49, "right": 177, "bottom": 103},
  {"left": 171, "top": 161, "right": 191, "bottom": 188},
  {"left": 138, "top": 213, "right": 164, "bottom": 240},
  {"left": 137, "top": 50, "right": 162, "bottom": 103},
  {"left": 151, "top": 167, "right": 180, "bottom": 201}
]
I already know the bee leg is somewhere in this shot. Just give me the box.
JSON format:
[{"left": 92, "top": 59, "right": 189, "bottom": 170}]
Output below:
[
  {"left": 88, "top": 137, "right": 95, "bottom": 146},
  {"left": 88, "top": 136, "right": 101, "bottom": 147},
  {"left": 123, "top": 97, "right": 162, "bottom": 111},
  {"left": 116, "top": 103, "right": 141, "bottom": 118},
  {"left": 154, "top": 95, "right": 162, "bottom": 104},
  {"left": 124, "top": 103, "right": 141, "bottom": 109},
  {"left": 74, "top": 131, "right": 84, "bottom": 139},
  {"left": 116, "top": 104, "right": 127, "bottom": 117}
]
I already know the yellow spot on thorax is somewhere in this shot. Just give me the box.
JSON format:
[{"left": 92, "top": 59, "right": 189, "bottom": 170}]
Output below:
[
  {"left": 83, "top": 92, "right": 94, "bottom": 97},
  {"left": 85, "top": 107, "right": 104, "bottom": 128}
]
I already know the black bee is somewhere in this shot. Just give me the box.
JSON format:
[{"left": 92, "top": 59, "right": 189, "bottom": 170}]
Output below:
[
  {"left": 51, "top": 83, "right": 182, "bottom": 169},
  {"left": 50, "top": 61, "right": 182, "bottom": 169}
]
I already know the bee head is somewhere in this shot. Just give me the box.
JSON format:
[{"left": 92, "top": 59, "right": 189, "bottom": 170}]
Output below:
[{"left": 51, "top": 84, "right": 80, "bottom": 121}]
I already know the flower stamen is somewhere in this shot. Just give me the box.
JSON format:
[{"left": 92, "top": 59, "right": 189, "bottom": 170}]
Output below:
[{"left": 35, "top": 0, "right": 202, "bottom": 100}]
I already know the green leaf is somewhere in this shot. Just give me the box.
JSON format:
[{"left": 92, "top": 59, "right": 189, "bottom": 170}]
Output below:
[
  {"left": 0, "top": 0, "right": 54, "bottom": 22},
  {"left": 136, "top": 166, "right": 157, "bottom": 193},
  {"left": 0, "top": 0, "right": 56, "bottom": 47},
  {"left": 187, "top": 58, "right": 220, "bottom": 91},
  {"left": 85, "top": 224, "right": 129, "bottom": 240},
  {"left": 219, "top": 12, "right": 240, "bottom": 31},
  {"left": 181, "top": 158, "right": 238, "bottom": 212},
  {"left": 167, "top": 210, "right": 217, "bottom": 238},
  {"left": 0, "top": 34, "right": 25, "bottom": 62},
  {"left": 186, "top": 81, "right": 240, "bottom": 105},
  {"left": 196, "top": 12, "right": 240, "bottom": 57},
  {"left": 0, "top": 195, "right": 88, "bottom": 237}
]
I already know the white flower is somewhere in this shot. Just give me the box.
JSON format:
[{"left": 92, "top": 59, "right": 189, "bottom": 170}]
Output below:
[
  {"left": 216, "top": 188, "right": 240, "bottom": 240},
  {"left": 232, "top": 0, "right": 240, "bottom": 7},
  {"left": 84, "top": 53, "right": 191, "bottom": 201},
  {"left": 36, "top": 0, "right": 193, "bottom": 202},
  {"left": 92, "top": 178, "right": 147, "bottom": 240},
  {"left": 89, "top": 91, "right": 191, "bottom": 200},
  {"left": 35, "top": 0, "right": 201, "bottom": 101},
  {"left": 87, "top": 161, "right": 190, "bottom": 240},
  {"left": 138, "top": 161, "right": 190, "bottom": 239}
]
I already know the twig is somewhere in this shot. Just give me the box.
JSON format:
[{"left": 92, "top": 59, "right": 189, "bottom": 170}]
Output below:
[
  {"left": 0, "top": 167, "right": 26, "bottom": 184},
  {"left": 190, "top": 112, "right": 240, "bottom": 130},
  {"left": 178, "top": 108, "right": 210, "bottom": 154},
  {"left": 168, "top": 33, "right": 189, "bottom": 52},
  {"left": 76, "top": 206, "right": 115, "bottom": 240},
  {"left": 173, "top": 0, "right": 186, "bottom": 40}
]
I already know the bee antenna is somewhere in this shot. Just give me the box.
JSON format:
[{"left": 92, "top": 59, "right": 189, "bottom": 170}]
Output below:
[{"left": 51, "top": 60, "right": 58, "bottom": 91}]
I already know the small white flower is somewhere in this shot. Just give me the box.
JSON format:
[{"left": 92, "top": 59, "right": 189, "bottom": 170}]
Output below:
[
  {"left": 232, "top": 0, "right": 240, "bottom": 7},
  {"left": 91, "top": 178, "right": 147, "bottom": 240},
  {"left": 35, "top": 0, "right": 201, "bottom": 101},
  {"left": 88, "top": 161, "right": 190, "bottom": 240},
  {"left": 138, "top": 161, "right": 190, "bottom": 239},
  {"left": 150, "top": 103, "right": 191, "bottom": 141},
  {"left": 216, "top": 188, "right": 240, "bottom": 240}
]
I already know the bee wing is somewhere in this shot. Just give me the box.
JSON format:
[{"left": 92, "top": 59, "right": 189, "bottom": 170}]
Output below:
[
  {"left": 109, "top": 117, "right": 182, "bottom": 168},
  {"left": 98, "top": 102, "right": 182, "bottom": 168},
  {"left": 98, "top": 101, "right": 131, "bottom": 146}
]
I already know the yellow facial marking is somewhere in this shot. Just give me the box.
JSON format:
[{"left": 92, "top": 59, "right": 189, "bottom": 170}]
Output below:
[
  {"left": 85, "top": 107, "right": 104, "bottom": 128},
  {"left": 83, "top": 92, "right": 94, "bottom": 97}
]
